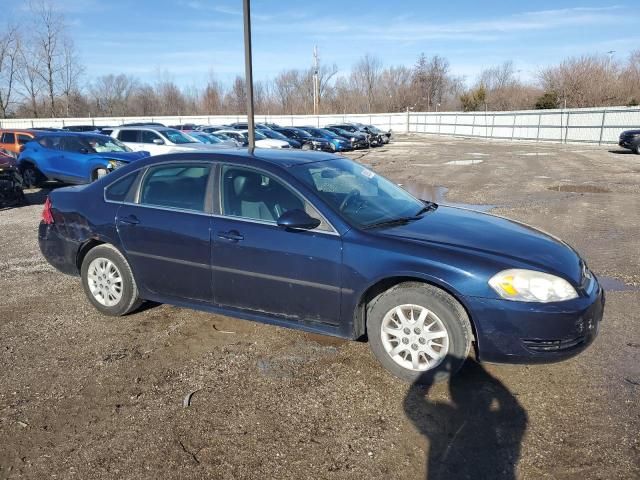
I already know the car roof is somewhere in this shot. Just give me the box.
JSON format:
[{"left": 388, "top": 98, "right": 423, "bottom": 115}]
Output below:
[
  {"left": 114, "top": 126, "right": 174, "bottom": 132},
  {"left": 134, "top": 149, "right": 340, "bottom": 168}
]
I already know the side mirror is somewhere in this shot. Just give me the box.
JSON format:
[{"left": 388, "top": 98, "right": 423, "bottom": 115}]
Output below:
[
  {"left": 152, "top": 138, "right": 165, "bottom": 145},
  {"left": 277, "top": 209, "right": 321, "bottom": 231}
]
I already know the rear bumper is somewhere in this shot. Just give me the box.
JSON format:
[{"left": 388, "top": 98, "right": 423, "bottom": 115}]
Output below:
[
  {"left": 38, "top": 222, "right": 80, "bottom": 276},
  {"left": 466, "top": 281, "right": 604, "bottom": 364}
]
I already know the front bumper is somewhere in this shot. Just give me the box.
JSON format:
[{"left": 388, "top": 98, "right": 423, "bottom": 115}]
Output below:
[
  {"left": 466, "top": 279, "right": 604, "bottom": 364},
  {"left": 618, "top": 136, "right": 638, "bottom": 148}
]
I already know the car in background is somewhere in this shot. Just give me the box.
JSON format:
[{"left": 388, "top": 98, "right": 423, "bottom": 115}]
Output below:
[
  {"left": 361, "top": 124, "right": 391, "bottom": 144},
  {"left": 120, "top": 122, "right": 166, "bottom": 128},
  {"left": 185, "top": 131, "right": 237, "bottom": 149},
  {"left": 110, "top": 126, "right": 216, "bottom": 156},
  {"left": 168, "top": 123, "right": 200, "bottom": 131},
  {"left": 295, "top": 126, "right": 352, "bottom": 152},
  {"left": 0, "top": 150, "right": 26, "bottom": 207},
  {"left": 258, "top": 128, "right": 302, "bottom": 149},
  {"left": 38, "top": 150, "right": 603, "bottom": 384},
  {"left": 0, "top": 129, "right": 43, "bottom": 155},
  {"left": 323, "top": 126, "right": 370, "bottom": 149},
  {"left": 197, "top": 125, "right": 226, "bottom": 133},
  {"left": 327, "top": 124, "right": 381, "bottom": 146},
  {"left": 18, "top": 133, "right": 149, "bottom": 187},
  {"left": 273, "top": 127, "right": 331, "bottom": 151},
  {"left": 209, "top": 131, "right": 243, "bottom": 147},
  {"left": 62, "top": 125, "right": 101, "bottom": 133},
  {"left": 215, "top": 129, "right": 291, "bottom": 149},
  {"left": 618, "top": 130, "right": 640, "bottom": 154}
]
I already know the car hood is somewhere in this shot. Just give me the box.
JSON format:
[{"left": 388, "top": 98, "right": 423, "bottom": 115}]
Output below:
[
  {"left": 376, "top": 205, "right": 583, "bottom": 284},
  {"left": 95, "top": 151, "right": 150, "bottom": 162}
]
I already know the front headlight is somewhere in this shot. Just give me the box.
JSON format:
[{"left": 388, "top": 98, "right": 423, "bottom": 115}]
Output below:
[
  {"left": 108, "top": 160, "right": 127, "bottom": 169},
  {"left": 488, "top": 269, "right": 578, "bottom": 303}
]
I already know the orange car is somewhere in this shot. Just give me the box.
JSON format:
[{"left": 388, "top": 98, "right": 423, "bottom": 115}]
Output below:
[{"left": 0, "top": 129, "right": 39, "bottom": 155}]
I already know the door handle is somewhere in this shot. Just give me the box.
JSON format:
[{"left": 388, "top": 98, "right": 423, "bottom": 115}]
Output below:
[
  {"left": 119, "top": 214, "right": 140, "bottom": 225},
  {"left": 217, "top": 230, "right": 244, "bottom": 242}
]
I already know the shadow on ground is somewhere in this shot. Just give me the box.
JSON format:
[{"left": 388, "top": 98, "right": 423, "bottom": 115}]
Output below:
[{"left": 404, "top": 357, "right": 528, "bottom": 480}]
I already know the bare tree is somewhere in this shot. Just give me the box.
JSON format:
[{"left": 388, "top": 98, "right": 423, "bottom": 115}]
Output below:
[
  {"left": 0, "top": 25, "right": 20, "bottom": 118},
  {"left": 89, "top": 74, "right": 138, "bottom": 116},
  {"left": 351, "top": 54, "right": 382, "bottom": 113},
  {"left": 58, "top": 36, "right": 84, "bottom": 117}
]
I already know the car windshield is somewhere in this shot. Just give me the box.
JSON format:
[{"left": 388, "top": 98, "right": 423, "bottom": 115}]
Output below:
[
  {"left": 260, "top": 129, "right": 289, "bottom": 141},
  {"left": 252, "top": 130, "right": 267, "bottom": 140},
  {"left": 290, "top": 158, "right": 425, "bottom": 228},
  {"left": 85, "top": 135, "right": 132, "bottom": 153},
  {"left": 303, "top": 128, "right": 325, "bottom": 137},
  {"left": 318, "top": 129, "right": 340, "bottom": 139},
  {"left": 191, "top": 133, "right": 221, "bottom": 144},
  {"left": 212, "top": 132, "right": 231, "bottom": 140},
  {"left": 160, "top": 129, "right": 197, "bottom": 144}
]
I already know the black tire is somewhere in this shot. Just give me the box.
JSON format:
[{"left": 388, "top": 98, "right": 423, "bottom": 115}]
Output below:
[
  {"left": 634, "top": 144, "right": 640, "bottom": 155},
  {"left": 367, "top": 282, "right": 473, "bottom": 384},
  {"left": 21, "top": 163, "right": 45, "bottom": 188},
  {"left": 80, "top": 244, "right": 143, "bottom": 316}
]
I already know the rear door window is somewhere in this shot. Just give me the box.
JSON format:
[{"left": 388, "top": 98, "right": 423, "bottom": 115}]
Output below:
[
  {"left": 139, "top": 164, "right": 211, "bottom": 212},
  {"left": 1, "top": 133, "right": 16, "bottom": 144},
  {"left": 118, "top": 130, "right": 139, "bottom": 142},
  {"left": 17, "top": 134, "right": 32, "bottom": 145},
  {"left": 105, "top": 173, "right": 138, "bottom": 202}
]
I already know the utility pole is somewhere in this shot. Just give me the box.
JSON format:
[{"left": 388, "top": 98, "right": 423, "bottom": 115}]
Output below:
[
  {"left": 313, "top": 45, "right": 319, "bottom": 115},
  {"left": 242, "top": 0, "right": 255, "bottom": 151}
]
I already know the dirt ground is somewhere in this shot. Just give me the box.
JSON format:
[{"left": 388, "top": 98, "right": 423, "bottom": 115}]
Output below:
[{"left": 1, "top": 135, "right": 639, "bottom": 479}]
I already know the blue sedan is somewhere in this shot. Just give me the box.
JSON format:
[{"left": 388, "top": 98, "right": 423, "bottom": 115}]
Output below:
[{"left": 38, "top": 150, "right": 603, "bottom": 382}]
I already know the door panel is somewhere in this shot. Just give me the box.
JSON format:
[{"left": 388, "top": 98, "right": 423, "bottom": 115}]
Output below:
[
  {"left": 117, "top": 205, "right": 212, "bottom": 301},
  {"left": 212, "top": 165, "right": 343, "bottom": 324},
  {"left": 213, "top": 218, "right": 342, "bottom": 324}
]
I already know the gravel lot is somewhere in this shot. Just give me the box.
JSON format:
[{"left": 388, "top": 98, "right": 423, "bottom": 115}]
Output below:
[{"left": 1, "top": 135, "right": 639, "bottom": 479}]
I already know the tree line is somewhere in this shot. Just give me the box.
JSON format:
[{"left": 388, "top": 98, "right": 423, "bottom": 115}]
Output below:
[{"left": 1, "top": 2, "right": 639, "bottom": 119}]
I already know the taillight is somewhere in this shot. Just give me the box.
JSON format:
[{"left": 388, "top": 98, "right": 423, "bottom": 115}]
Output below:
[{"left": 42, "top": 197, "right": 54, "bottom": 224}]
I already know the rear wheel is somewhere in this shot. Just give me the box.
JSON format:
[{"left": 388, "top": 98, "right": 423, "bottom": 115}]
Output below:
[
  {"left": 21, "top": 163, "right": 45, "bottom": 188},
  {"left": 81, "top": 244, "right": 142, "bottom": 316},
  {"left": 634, "top": 143, "right": 640, "bottom": 155},
  {"left": 367, "top": 282, "right": 472, "bottom": 383}
]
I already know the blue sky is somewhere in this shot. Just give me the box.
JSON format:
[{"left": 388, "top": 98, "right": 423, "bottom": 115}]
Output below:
[{"left": 7, "top": 0, "right": 640, "bottom": 87}]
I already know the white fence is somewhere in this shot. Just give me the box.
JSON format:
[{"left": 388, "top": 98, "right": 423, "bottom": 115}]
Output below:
[
  {"left": 409, "top": 106, "right": 640, "bottom": 144},
  {"left": 1, "top": 106, "right": 639, "bottom": 144}
]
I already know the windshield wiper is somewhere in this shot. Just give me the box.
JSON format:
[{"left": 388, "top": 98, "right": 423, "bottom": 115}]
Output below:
[
  {"left": 414, "top": 201, "right": 438, "bottom": 216},
  {"left": 363, "top": 215, "right": 422, "bottom": 230}
]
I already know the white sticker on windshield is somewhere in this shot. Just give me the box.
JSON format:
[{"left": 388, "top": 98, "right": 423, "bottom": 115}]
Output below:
[{"left": 360, "top": 168, "right": 375, "bottom": 179}]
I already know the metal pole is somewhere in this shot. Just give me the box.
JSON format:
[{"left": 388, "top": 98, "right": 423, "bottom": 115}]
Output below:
[
  {"left": 598, "top": 109, "right": 607, "bottom": 145},
  {"left": 243, "top": 0, "right": 255, "bottom": 151}
]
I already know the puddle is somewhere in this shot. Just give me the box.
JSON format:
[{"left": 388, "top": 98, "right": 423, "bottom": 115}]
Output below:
[
  {"left": 445, "top": 159, "right": 484, "bottom": 166},
  {"left": 400, "top": 183, "right": 496, "bottom": 212},
  {"left": 547, "top": 185, "right": 610, "bottom": 193},
  {"left": 598, "top": 277, "right": 639, "bottom": 292}
]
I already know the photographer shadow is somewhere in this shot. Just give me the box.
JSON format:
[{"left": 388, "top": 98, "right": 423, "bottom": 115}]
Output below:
[{"left": 404, "top": 357, "right": 527, "bottom": 480}]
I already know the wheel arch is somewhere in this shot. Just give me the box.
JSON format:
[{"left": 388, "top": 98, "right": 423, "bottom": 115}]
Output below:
[{"left": 353, "top": 275, "right": 479, "bottom": 357}]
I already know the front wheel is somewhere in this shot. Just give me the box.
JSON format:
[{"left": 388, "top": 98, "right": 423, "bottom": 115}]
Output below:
[
  {"left": 81, "top": 244, "right": 143, "bottom": 316},
  {"left": 21, "top": 164, "right": 45, "bottom": 188},
  {"left": 634, "top": 144, "right": 640, "bottom": 155},
  {"left": 367, "top": 282, "right": 473, "bottom": 384}
]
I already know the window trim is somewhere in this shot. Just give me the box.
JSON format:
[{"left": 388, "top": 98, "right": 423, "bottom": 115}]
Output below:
[
  {"left": 102, "top": 160, "right": 339, "bottom": 235},
  {"left": 217, "top": 163, "right": 338, "bottom": 235}
]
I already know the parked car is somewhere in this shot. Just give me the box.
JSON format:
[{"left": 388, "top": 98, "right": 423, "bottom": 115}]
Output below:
[
  {"left": 120, "top": 122, "right": 166, "bottom": 127},
  {"left": 209, "top": 131, "right": 243, "bottom": 147},
  {"left": 0, "top": 150, "right": 26, "bottom": 207},
  {"left": 0, "top": 129, "right": 42, "bottom": 155},
  {"left": 215, "top": 129, "right": 291, "bottom": 149},
  {"left": 618, "top": 130, "right": 640, "bottom": 154},
  {"left": 110, "top": 126, "right": 216, "bottom": 156},
  {"left": 362, "top": 124, "right": 391, "bottom": 144},
  {"left": 273, "top": 127, "right": 331, "bottom": 151},
  {"left": 295, "top": 126, "right": 353, "bottom": 152},
  {"left": 327, "top": 124, "right": 380, "bottom": 146},
  {"left": 18, "top": 133, "right": 149, "bottom": 187},
  {"left": 185, "top": 131, "right": 237, "bottom": 149},
  {"left": 38, "top": 150, "right": 603, "bottom": 383},
  {"left": 323, "top": 126, "right": 370, "bottom": 149},
  {"left": 62, "top": 125, "right": 101, "bottom": 133},
  {"left": 258, "top": 128, "right": 302, "bottom": 148}
]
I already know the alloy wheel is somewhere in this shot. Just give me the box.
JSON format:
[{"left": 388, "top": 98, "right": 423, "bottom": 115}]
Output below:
[
  {"left": 87, "top": 257, "right": 123, "bottom": 307},
  {"left": 380, "top": 304, "right": 450, "bottom": 371}
]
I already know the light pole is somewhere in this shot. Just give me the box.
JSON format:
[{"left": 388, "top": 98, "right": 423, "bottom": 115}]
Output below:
[{"left": 242, "top": 0, "right": 255, "bottom": 151}]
